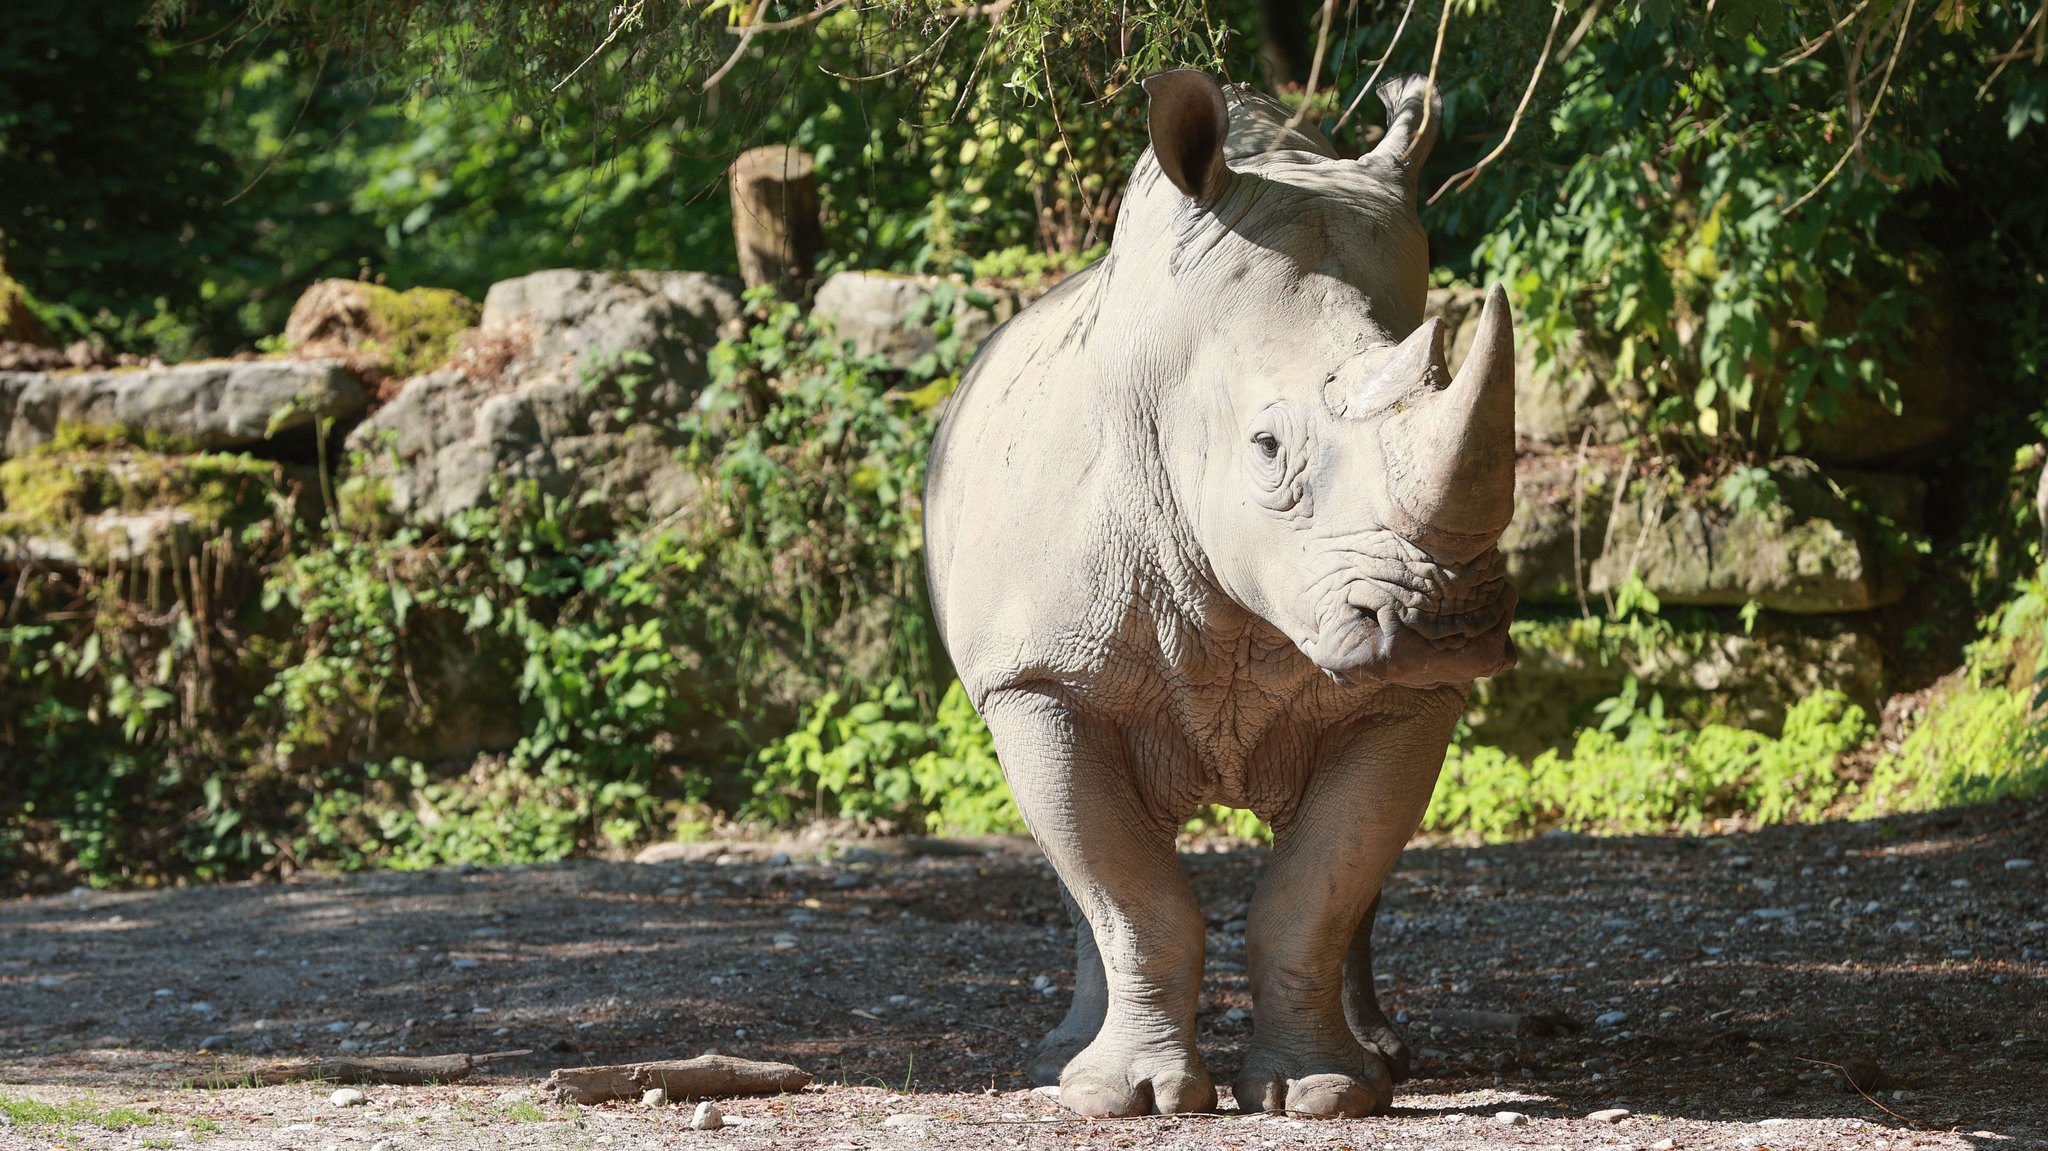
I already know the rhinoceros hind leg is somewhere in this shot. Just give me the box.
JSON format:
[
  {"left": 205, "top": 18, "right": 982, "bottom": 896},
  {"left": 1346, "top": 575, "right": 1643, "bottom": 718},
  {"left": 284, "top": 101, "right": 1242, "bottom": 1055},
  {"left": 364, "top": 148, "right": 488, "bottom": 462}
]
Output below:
[
  {"left": 1029, "top": 883, "right": 1108, "bottom": 1086},
  {"left": 1342, "top": 893, "right": 1413, "bottom": 1083}
]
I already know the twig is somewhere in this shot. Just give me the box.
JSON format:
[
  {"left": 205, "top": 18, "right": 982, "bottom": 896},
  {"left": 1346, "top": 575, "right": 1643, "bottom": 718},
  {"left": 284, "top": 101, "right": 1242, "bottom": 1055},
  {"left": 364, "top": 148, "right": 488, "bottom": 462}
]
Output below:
[
  {"left": 1556, "top": 0, "right": 1604, "bottom": 62},
  {"left": 1789, "top": 1056, "right": 1943, "bottom": 1129},
  {"left": 1764, "top": 0, "right": 1874, "bottom": 73},
  {"left": 704, "top": 0, "right": 768, "bottom": 92},
  {"left": 1572, "top": 426, "right": 1594, "bottom": 621},
  {"left": 552, "top": 0, "right": 647, "bottom": 94},
  {"left": 1427, "top": 0, "right": 1566, "bottom": 204},
  {"left": 1286, "top": 0, "right": 1340, "bottom": 131},
  {"left": 823, "top": 17, "right": 959, "bottom": 82},
  {"left": 224, "top": 52, "right": 327, "bottom": 204},
  {"left": 729, "top": 0, "right": 854, "bottom": 33},
  {"left": 1784, "top": 0, "right": 1916, "bottom": 214},
  {"left": 1403, "top": 0, "right": 1455, "bottom": 164},
  {"left": 1977, "top": 1, "right": 2048, "bottom": 99},
  {"left": 1332, "top": 0, "right": 1418, "bottom": 136}
]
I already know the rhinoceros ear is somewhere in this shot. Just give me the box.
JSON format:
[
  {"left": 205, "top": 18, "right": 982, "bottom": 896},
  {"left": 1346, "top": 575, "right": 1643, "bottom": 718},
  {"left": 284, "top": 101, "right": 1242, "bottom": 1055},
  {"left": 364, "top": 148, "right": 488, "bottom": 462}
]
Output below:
[
  {"left": 1364, "top": 73, "right": 1441, "bottom": 203},
  {"left": 1143, "top": 69, "right": 1231, "bottom": 205}
]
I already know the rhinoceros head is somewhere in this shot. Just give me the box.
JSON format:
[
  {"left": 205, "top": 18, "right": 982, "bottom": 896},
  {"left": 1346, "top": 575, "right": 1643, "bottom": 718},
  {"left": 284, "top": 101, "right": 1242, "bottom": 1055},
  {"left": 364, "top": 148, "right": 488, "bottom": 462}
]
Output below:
[{"left": 1118, "top": 70, "right": 1517, "bottom": 687}]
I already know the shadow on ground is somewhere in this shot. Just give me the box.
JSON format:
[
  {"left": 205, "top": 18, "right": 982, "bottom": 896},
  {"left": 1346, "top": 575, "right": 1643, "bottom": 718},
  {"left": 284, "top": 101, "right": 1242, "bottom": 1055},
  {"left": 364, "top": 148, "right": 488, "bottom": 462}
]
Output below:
[{"left": 2, "top": 800, "right": 2042, "bottom": 1149}]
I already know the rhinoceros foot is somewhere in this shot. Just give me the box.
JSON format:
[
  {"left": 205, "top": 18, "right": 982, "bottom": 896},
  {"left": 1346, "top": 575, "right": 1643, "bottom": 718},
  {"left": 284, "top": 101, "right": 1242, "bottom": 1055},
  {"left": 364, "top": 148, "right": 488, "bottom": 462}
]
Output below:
[
  {"left": 1234, "top": 1049, "right": 1394, "bottom": 1118},
  {"left": 1058, "top": 1043, "right": 1216, "bottom": 1117}
]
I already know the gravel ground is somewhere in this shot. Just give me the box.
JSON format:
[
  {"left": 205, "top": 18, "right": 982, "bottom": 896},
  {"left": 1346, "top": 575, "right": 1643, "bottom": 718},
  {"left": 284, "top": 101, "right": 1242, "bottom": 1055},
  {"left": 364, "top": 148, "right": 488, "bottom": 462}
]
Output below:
[{"left": 2, "top": 800, "right": 2044, "bottom": 1151}]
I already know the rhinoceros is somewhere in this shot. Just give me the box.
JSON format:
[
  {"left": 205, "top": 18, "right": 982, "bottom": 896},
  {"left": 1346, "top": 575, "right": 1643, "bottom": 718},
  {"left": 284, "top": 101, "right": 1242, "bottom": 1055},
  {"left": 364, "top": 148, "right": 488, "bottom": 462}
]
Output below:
[{"left": 922, "top": 70, "right": 1520, "bottom": 1118}]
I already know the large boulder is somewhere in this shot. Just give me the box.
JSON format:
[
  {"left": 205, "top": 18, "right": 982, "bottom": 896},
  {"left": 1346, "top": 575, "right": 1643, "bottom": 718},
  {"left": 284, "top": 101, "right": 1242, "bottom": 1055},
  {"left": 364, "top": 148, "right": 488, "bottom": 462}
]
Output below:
[
  {"left": 284, "top": 279, "right": 480, "bottom": 381},
  {"left": 0, "top": 360, "right": 367, "bottom": 460},
  {"left": 1503, "top": 451, "right": 1920, "bottom": 614},
  {"left": 346, "top": 270, "right": 743, "bottom": 524},
  {"left": 811, "top": 272, "right": 1038, "bottom": 370}
]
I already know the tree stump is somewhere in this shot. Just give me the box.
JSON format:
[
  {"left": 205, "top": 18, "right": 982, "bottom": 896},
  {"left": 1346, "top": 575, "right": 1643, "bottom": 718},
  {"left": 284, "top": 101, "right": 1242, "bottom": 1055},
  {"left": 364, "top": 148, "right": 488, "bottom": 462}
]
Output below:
[{"left": 729, "top": 146, "right": 822, "bottom": 296}]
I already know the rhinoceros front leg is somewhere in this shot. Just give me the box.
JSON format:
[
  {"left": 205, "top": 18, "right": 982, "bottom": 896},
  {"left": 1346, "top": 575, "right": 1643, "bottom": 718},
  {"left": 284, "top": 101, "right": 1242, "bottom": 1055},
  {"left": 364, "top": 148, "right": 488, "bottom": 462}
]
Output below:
[
  {"left": 981, "top": 687, "right": 1215, "bottom": 1117},
  {"left": 1236, "top": 692, "right": 1461, "bottom": 1117},
  {"left": 1029, "top": 881, "right": 1109, "bottom": 1086},
  {"left": 1342, "top": 893, "right": 1413, "bottom": 1083}
]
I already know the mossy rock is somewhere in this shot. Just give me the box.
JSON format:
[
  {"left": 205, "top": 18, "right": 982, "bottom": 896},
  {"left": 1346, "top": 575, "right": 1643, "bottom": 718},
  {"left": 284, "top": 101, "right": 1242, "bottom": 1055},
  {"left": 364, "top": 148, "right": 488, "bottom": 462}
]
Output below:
[
  {"left": 284, "top": 280, "right": 480, "bottom": 380},
  {"left": 0, "top": 250, "right": 49, "bottom": 345},
  {"left": 0, "top": 437, "right": 300, "bottom": 568},
  {"left": 1468, "top": 608, "right": 1885, "bottom": 758}
]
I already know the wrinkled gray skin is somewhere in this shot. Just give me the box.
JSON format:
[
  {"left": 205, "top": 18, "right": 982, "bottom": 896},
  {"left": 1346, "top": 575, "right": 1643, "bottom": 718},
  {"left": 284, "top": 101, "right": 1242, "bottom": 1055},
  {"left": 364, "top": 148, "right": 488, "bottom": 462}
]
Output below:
[{"left": 923, "top": 70, "right": 1520, "bottom": 1119}]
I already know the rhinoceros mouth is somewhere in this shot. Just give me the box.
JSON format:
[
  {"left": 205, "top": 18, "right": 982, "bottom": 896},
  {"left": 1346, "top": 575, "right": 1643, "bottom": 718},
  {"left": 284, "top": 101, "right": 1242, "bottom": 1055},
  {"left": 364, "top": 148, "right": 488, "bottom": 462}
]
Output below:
[{"left": 1301, "top": 547, "right": 1518, "bottom": 687}]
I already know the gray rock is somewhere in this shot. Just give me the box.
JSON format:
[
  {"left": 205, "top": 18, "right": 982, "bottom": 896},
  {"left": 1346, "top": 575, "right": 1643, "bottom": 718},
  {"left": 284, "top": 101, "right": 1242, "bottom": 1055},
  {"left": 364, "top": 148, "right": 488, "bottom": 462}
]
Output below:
[
  {"left": 641, "top": 1087, "right": 668, "bottom": 1107},
  {"left": 331, "top": 1088, "right": 367, "bottom": 1107},
  {"left": 2038, "top": 458, "right": 2048, "bottom": 561},
  {"left": 690, "top": 1101, "right": 723, "bottom": 1130},
  {"left": 1594, "top": 1010, "right": 1630, "bottom": 1027},
  {"left": 197, "top": 1033, "right": 229, "bottom": 1050},
  {"left": 811, "top": 272, "right": 1037, "bottom": 370},
  {"left": 1507, "top": 452, "right": 1917, "bottom": 614},
  {"left": 347, "top": 270, "right": 742, "bottom": 524},
  {"left": 1585, "top": 1107, "right": 1631, "bottom": 1123},
  {"left": 0, "top": 360, "right": 366, "bottom": 460},
  {"left": 1494, "top": 1111, "right": 1530, "bottom": 1125}
]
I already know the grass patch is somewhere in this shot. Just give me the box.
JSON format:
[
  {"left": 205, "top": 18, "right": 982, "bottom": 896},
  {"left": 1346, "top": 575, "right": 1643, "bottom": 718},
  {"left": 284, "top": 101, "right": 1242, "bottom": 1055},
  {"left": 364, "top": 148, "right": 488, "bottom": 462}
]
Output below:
[
  {"left": 499, "top": 1097, "right": 550, "bottom": 1122},
  {"left": 0, "top": 1092, "right": 167, "bottom": 1131}
]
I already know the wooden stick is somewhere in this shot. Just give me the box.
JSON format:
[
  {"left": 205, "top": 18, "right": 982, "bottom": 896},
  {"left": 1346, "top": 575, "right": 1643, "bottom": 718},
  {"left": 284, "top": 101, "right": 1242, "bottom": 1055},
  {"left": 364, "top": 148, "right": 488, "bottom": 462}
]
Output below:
[
  {"left": 194, "top": 1050, "right": 531, "bottom": 1088},
  {"left": 540, "top": 1055, "right": 812, "bottom": 1105}
]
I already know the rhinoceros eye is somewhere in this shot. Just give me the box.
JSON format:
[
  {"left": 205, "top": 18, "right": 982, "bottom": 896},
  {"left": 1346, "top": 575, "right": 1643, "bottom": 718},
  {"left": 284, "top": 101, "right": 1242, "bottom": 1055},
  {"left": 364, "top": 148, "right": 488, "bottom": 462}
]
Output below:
[{"left": 1253, "top": 432, "right": 1281, "bottom": 459}]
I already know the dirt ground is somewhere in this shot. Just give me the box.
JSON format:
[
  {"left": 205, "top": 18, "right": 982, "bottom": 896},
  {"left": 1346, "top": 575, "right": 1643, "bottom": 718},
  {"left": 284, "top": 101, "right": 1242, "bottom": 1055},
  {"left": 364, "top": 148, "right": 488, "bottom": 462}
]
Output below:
[{"left": 3, "top": 800, "right": 2044, "bottom": 1151}]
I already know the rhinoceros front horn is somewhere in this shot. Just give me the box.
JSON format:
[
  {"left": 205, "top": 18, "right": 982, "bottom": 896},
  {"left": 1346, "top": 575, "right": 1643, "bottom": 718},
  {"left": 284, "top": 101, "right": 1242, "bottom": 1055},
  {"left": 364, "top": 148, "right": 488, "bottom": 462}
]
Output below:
[{"left": 1377, "top": 285, "right": 1518, "bottom": 564}]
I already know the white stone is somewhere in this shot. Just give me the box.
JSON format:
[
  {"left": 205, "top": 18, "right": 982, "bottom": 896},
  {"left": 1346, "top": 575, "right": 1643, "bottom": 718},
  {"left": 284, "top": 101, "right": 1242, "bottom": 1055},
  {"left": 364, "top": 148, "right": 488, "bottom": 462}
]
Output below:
[
  {"left": 1586, "top": 1107, "right": 1631, "bottom": 1123},
  {"left": 642, "top": 1087, "right": 668, "bottom": 1107},
  {"left": 330, "top": 1088, "right": 367, "bottom": 1108},
  {"left": 690, "top": 1101, "right": 723, "bottom": 1130},
  {"left": 1494, "top": 1110, "right": 1530, "bottom": 1125}
]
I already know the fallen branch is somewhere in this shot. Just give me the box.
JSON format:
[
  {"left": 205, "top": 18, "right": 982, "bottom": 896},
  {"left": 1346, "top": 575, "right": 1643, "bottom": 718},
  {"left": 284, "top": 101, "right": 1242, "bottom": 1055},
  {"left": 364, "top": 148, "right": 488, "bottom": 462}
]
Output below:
[
  {"left": 540, "top": 1055, "right": 812, "bottom": 1105},
  {"left": 194, "top": 1050, "right": 531, "bottom": 1088}
]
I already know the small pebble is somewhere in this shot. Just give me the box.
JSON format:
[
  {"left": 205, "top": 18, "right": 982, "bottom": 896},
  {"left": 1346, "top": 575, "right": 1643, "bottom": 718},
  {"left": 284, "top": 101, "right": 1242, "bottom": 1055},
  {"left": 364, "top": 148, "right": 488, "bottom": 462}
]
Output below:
[
  {"left": 331, "top": 1088, "right": 367, "bottom": 1108},
  {"left": 187, "top": 1001, "right": 216, "bottom": 1014},
  {"left": 1650, "top": 1140, "right": 1676, "bottom": 1151},
  {"left": 2006, "top": 859, "right": 2036, "bottom": 870},
  {"left": 882, "top": 1113, "right": 928, "bottom": 1128},
  {"left": 1595, "top": 1010, "right": 1630, "bottom": 1027},
  {"left": 197, "top": 1034, "right": 228, "bottom": 1050},
  {"left": 771, "top": 934, "right": 799, "bottom": 951},
  {"left": 833, "top": 872, "right": 861, "bottom": 888},
  {"left": 642, "top": 1087, "right": 668, "bottom": 1108},
  {"left": 1586, "top": 1107, "right": 1631, "bottom": 1123},
  {"left": 1758, "top": 1117, "right": 1792, "bottom": 1126},
  {"left": 1494, "top": 1111, "right": 1530, "bottom": 1126},
  {"left": 449, "top": 958, "right": 482, "bottom": 970},
  {"left": 690, "top": 1101, "right": 724, "bottom": 1130},
  {"left": 767, "top": 852, "right": 792, "bottom": 866},
  {"left": 152, "top": 988, "right": 175, "bottom": 998}
]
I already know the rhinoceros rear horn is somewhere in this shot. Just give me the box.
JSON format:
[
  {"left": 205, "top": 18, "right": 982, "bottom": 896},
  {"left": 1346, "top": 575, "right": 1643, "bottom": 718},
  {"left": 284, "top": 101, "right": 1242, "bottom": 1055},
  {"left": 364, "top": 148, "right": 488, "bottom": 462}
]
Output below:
[
  {"left": 1365, "top": 74, "right": 1441, "bottom": 203},
  {"left": 1379, "top": 285, "right": 1518, "bottom": 564},
  {"left": 1143, "top": 70, "right": 1231, "bottom": 205}
]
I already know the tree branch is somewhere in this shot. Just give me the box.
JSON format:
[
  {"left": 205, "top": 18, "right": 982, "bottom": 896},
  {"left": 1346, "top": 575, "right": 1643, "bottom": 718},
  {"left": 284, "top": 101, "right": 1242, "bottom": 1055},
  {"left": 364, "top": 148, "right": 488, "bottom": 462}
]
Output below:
[{"left": 1427, "top": 0, "right": 1566, "bottom": 204}]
